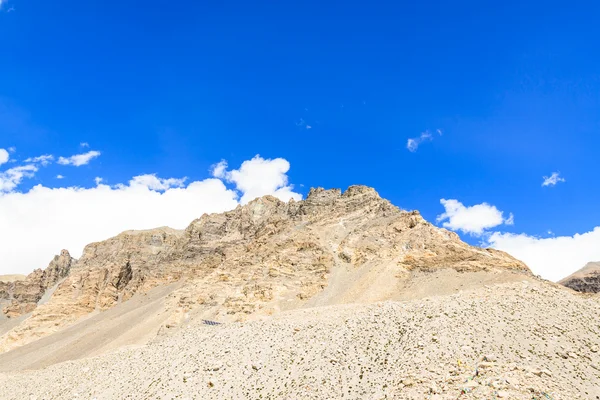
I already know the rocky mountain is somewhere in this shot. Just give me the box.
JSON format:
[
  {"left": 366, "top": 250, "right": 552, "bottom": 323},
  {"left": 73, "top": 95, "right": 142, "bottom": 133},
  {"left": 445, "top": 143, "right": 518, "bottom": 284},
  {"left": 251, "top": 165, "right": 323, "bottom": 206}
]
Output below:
[
  {"left": 0, "top": 250, "right": 73, "bottom": 318},
  {"left": 559, "top": 261, "right": 600, "bottom": 293},
  {"left": 0, "top": 186, "right": 529, "bottom": 354}
]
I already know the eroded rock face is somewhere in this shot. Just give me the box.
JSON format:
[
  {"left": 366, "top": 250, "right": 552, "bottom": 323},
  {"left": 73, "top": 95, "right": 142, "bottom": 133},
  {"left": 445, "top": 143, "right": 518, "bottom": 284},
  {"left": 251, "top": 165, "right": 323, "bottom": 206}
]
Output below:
[
  {"left": 0, "top": 250, "right": 74, "bottom": 318},
  {"left": 559, "top": 262, "right": 600, "bottom": 293},
  {"left": 0, "top": 186, "right": 530, "bottom": 353}
]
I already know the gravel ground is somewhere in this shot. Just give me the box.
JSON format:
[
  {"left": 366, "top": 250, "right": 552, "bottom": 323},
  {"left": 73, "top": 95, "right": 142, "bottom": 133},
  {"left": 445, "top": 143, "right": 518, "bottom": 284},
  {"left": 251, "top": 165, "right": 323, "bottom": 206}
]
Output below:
[{"left": 0, "top": 279, "right": 598, "bottom": 400}]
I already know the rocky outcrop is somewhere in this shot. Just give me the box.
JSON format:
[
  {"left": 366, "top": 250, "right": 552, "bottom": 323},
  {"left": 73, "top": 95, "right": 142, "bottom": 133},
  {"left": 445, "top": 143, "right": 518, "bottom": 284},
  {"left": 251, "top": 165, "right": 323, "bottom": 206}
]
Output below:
[
  {"left": 0, "top": 250, "right": 74, "bottom": 318},
  {"left": 0, "top": 186, "right": 530, "bottom": 353},
  {"left": 559, "top": 262, "right": 600, "bottom": 293}
]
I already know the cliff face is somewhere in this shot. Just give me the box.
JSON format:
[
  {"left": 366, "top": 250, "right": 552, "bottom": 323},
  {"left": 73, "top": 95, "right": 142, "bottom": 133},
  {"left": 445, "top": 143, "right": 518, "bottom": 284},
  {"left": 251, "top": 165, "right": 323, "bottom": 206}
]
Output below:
[
  {"left": 0, "top": 250, "right": 73, "bottom": 318},
  {"left": 559, "top": 262, "right": 600, "bottom": 293},
  {"left": 0, "top": 186, "right": 530, "bottom": 353}
]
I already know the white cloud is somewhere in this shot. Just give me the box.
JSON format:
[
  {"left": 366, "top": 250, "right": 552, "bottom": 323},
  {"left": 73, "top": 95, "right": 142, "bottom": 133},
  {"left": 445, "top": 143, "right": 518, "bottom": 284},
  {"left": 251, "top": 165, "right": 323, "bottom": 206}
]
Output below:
[
  {"left": 0, "top": 148, "right": 9, "bottom": 166},
  {"left": 0, "top": 165, "right": 38, "bottom": 193},
  {"left": 212, "top": 155, "right": 302, "bottom": 204},
  {"left": 488, "top": 228, "right": 600, "bottom": 282},
  {"left": 0, "top": 155, "right": 302, "bottom": 275},
  {"left": 56, "top": 175, "right": 65, "bottom": 179},
  {"left": 129, "top": 174, "right": 187, "bottom": 191},
  {"left": 80, "top": 142, "right": 90, "bottom": 148},
  {"left": 210, "top": 160, "right": 228, "bottom": 179},
  {"left": 437, "top": 199, "right": 513, "bottom": 235},
  {"left": 542, "top": 172, "right": 565, "bottom": 187},
  {"left": 25, "top": 154, "right": 54, "bottom": 166},
  {"left": 57, "top": 150, "right": 101, "bottom": 167},
  {"left": 407, "top": 130, "right": 439, "bottom": 152},
  {"left": 7, "top": 147, "right": 16, "bottom": 153}
]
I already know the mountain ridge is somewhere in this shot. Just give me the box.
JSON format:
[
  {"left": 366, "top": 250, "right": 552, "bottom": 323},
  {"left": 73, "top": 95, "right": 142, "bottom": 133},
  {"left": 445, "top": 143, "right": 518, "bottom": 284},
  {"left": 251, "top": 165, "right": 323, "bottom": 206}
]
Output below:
[{"left": 0, "top": 185, "right": 529, "bottom": 354}]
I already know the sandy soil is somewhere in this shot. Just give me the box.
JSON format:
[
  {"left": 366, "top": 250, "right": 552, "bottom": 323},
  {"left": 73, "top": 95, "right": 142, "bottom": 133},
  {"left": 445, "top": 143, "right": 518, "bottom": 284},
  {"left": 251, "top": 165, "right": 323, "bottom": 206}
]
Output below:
[{"left": 0, "top": 278, "right": 598, "bottom": 399}]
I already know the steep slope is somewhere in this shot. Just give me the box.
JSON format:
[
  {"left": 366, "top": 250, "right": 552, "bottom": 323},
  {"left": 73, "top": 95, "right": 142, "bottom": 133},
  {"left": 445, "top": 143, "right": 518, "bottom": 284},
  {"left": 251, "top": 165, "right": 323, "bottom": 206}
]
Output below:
[
  {"left": 559, "top": 261, "right": 600, "bottom": 293},
  {"left": 0, "top": 250, "right": 73, "bottom": 318},
  {"left": 1, "top": 279, "right": 598, "bottom": 400},
  {"left": 0, "top": 186, "right": 529, "bottom": 354}
]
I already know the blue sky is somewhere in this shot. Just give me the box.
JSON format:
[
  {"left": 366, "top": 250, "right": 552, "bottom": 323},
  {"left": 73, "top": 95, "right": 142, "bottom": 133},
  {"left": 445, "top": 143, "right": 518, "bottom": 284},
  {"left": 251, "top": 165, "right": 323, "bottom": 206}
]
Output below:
[{"left": 0, "top": 0, "right": 599, "bottom": 280}]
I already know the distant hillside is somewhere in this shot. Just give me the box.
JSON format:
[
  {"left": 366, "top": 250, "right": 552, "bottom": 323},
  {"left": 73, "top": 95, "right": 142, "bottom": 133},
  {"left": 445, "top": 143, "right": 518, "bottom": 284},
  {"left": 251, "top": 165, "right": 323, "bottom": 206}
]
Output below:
[{"left": 559, "top": 261, "right": 600, "bottom": 293}]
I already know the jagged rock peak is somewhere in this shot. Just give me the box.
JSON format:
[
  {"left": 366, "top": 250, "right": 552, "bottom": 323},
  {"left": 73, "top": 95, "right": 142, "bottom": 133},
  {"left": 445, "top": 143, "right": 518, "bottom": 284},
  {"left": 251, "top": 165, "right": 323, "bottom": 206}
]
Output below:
[
  {"left": 1, "top": 250, "right": 75, "bottom": 318},
  {"left": 306, "top": 185, "right": 381, "bottom": 200}
]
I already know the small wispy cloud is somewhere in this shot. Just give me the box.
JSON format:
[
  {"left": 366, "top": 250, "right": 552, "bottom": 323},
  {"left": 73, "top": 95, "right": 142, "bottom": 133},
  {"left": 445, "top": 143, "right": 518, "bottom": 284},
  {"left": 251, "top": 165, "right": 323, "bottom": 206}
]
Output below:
[
  {"left": 0, "top": 148, "right": 9, "bottom": 166},
  {"left": 56, "top": 175, "right": 65, "bottom": 180},
  {"left": 25, "top": 154, "right": 54, "bottom": 166},
  {"left": 129, "top": 174, "right": 187, "bottom": 191},
  {"left": 0, "top": 165, "right": 38, "bottom": 193},
  {"left": 80, "top": 142, "right": 90, "bottom": 148},
  {"left": 57, "top": 150, "right": 101, "bottom": 167},
  {"left": 407, "top": 129, "right": 443, "bottom": 152},
  {"left": 295, "top": 118, "right": 312, "bottom": 130},
  {"left": 542, "top": 172, "right": 565, "bottom": 187}
]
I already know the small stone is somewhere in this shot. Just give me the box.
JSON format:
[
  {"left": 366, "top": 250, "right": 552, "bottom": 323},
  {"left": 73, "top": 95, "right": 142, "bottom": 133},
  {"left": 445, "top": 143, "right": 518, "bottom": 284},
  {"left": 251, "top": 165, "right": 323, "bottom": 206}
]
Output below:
[
  {"left": 505, "top": 377, "right": 519, "bottom": 387},
  {"left": 461, "top": 345, "right": 473, "bottom": 353},
  {"left": 483, "top": 354, "right": 497, "bottom": 362},
  {"left": 591, "top": 345, "right": 599, "bottom": 353},
  {"left": 428, "top": 383, "right": 440, "bottom": 394},
  {"left": 401, "top": 378, "right": 415, "bottom": 387},
  {"left": 497, "top": 391, "right": 510, "bottom": 398}
]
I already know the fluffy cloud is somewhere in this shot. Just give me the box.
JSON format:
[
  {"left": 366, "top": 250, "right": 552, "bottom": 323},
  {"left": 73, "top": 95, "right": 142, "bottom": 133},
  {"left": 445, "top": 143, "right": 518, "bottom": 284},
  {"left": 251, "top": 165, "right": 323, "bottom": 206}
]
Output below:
[
  {"left": 0, "top": 148, "right": 9, "bottom": 166},
  {"left": 406, "top": 129, "right": 442, "bottom": 152},
  {"left": 57, "top": 150, "right": 101, "bottom": 167},
  {"left": 542, "top": 172, "right": 565, "bottom": 187},
  {"left": 0, "top": 155, "right": 302, "bottom": 275},
  {"left": 437, "top": 199, "right": 514, "bottom": 235},
  {"left": 211, "top": 155, "right": 302, "bottom": 204},
  {"left": 25, "top": 154, "right": 54, "bottom": 166},
  {"left": 488, "top": 228, "right": 600, "bottom": 282}
]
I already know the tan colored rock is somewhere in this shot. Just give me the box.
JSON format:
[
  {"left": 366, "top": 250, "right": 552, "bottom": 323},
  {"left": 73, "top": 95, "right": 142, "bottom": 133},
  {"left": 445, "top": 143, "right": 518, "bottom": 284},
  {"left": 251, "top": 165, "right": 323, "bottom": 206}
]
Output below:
[
  {"left": 0, "top": 186, "right": 529, "bottom": 353},
  {"left": 0, "top": 250, "right": 73, "bottom": 318}
]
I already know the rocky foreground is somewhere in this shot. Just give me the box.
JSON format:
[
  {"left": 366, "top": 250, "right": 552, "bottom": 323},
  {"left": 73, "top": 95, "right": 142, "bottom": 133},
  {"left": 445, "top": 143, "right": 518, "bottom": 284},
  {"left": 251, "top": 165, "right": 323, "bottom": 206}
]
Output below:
[{"left": 0, "top": 278, "right": 598, "bottom": 400}]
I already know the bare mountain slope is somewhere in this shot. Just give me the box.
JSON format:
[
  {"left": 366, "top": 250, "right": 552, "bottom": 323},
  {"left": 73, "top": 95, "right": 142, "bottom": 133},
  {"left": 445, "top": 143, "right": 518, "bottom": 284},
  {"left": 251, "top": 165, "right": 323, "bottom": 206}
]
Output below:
[
  {"left": 0, "top": 186, "right": 529, "bottom": 354},
  {"left": 559, "top": 262, "right": 600, "bottom": 293},
  {"left": 0, "top": 279, "right": 598, "bottom": 400}
]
